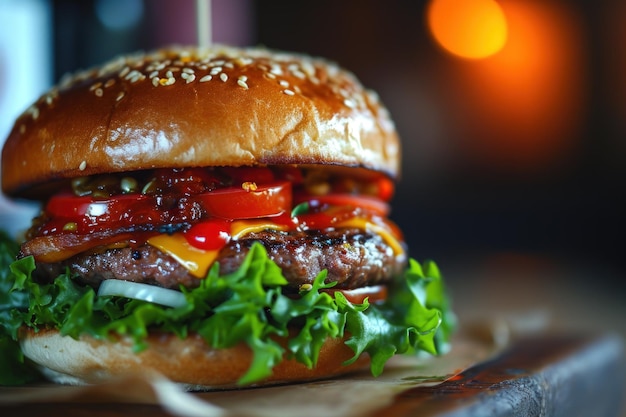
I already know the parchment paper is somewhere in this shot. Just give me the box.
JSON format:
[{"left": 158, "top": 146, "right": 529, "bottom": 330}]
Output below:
[{"left": 0, "top": 317, "right": 536, "bottom": 417}]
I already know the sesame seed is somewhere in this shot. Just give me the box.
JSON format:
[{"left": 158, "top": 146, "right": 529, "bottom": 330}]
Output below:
[
  {"left": 104, "top": 79, "right": 116, "bottom": 88},
  {"left": 119, "top": 67, "right": 131, "bottom": 78},
  {"left": 165, "top": 70, "right": 174, "bottom": 79},
  {"left": 181, "top": 72, "right": 190, "bottom": 80},
  {"left": 236, "top": 57, "right": 253, "bottom": 66},
  {"left": 210, "top": 67, "right": 222, "bottom": 75},
  {"left": 344, "top": 98, "right": 356, "bottom": 108},
  {"left": 220, "top": 73, "right": 228, "bottom": 82},
  {"left": 185, "top": 74, "right": 196, "bottom": 83},
  {"left": 90, "top": 82, "right": 103, "bottom": 91},
  {"left": 95, "top": 88, "right": 104, "bottom": 97},
  {"left": 300, "top": 61, "right": 316, "bottom": 78},
  {"left": 116, "top": 91, "right": 125, "bottom": 101},
  {"left": 152, "top": 77, "right": 160, "bottom": 87},
  {"left": 279, "top": 80, "right": 289, "bottom": 88},
  {"left": 182, "top": 67, "right": 195, "bottom": 74},
  {"left": 199, "top": 75, "right": 212, "bottom": 82},
  {"left": 283, "top": 89, "right": 295, "bottom": 96},
  {"left": 125, "top": 69, "right": 141, "bottom": 81},
  {"left": 59, "top": 73, "right": 73, "bottom": 88},
  {"left": 292, "top": 69, "right": 306, "bottom": 79},
  {"left": 237, "top": 79, "right": 249, "bottom": 89},
  {"left": 79, "top": 161, "right": 87, "bottom": 171},
  {"left": 149, "top": 70, "right": 159, "bottom": 79}
]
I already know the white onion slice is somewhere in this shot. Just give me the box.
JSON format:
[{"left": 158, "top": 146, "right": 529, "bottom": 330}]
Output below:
[{"left": 97, "top": 280, "right": 187, "bottom": 308}]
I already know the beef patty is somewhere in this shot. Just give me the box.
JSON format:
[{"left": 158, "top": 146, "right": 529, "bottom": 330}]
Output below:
[{"left": 33, "top": 228, "right": 406, "bottom": 291}]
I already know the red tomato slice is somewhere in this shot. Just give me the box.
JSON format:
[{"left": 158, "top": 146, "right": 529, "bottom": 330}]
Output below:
[
  {"left": 197, "top": 181, "right": 291, "bottom": 219},
  {"left": 295, "top": 193, "right": 390, "bottom": 217},
  {"left": 327, "top": 285, "right": 388, "bottom": 304},
  {"left": 45, "top": 182, "right": 293, "bottom": 230},
  {"left": 46, "top": 193, "right": 150, "bottom": 221},
  {"left": 375, "top": 176, "right": 395, "bottom": 202},
  {"left": 291, "top": 285, "right": 388, "bottom": 304}
]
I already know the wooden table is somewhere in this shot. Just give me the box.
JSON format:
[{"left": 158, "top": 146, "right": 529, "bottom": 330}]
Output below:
[{"left": 1, "top": 332, "right": 623, "bottom": 417}]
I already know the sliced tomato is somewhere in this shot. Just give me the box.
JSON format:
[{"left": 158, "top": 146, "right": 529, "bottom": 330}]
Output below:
[
  {"left": 44, "top": 181, "right": 292, "bottom": 233},
  {"left": 375, "top": 176, "right": 395, "bottom": 202},
  {"left": 294, "top": 193, "right": 390, "bottom": 217},
  {"left": 46, "top": 193, "right": 147, "bottom": 218},
  {"left": 292, "top": 285, "right": 388, "bottom": 304},
  {"left": 196, "top": 181, "right": 292, "bottom": 219},
  {"left": 293, "top": 206, "right": 357, "bottom": 230},
  {"left": 327, "top": 285, "right": 388, "bottom": 304}
]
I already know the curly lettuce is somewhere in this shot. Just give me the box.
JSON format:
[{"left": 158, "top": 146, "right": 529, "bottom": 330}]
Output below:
[{"left": 0, "top": 231, "right": 453, "bottom": 386}]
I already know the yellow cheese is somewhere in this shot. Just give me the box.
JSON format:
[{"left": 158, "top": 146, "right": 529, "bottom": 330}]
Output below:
[
  {"left": 337, "top": 218, "right": 405, "bottom": 256},
  {"left": 230, "top": 219, "right": 288, "bottom": 239},
  {"left": 146, "top": 218, "right": 401, "bottom": 279},
  {"left": 147, "top": 233, "right": 219, "bottom": 279},
  {"left": 147, "top": 220, "right": 287, "bottom": 278}
]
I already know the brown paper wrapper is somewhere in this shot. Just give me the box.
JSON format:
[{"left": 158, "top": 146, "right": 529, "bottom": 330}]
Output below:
[{"left": 0, "top": 317, "right": 532, "bottom": 417}]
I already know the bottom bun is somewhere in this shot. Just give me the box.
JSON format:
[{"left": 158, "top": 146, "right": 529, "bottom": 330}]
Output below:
[{"left": 19, "top": 328, "right": 370, "bottom": 390}]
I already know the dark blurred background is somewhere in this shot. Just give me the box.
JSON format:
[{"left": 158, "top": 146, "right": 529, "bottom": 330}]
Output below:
[{"left": 0, "top": 0, "right": 624, "bottom": 337}]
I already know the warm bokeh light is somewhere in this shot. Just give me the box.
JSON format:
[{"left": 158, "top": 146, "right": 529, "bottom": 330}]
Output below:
[
  {"left": 427, "top": 0, "right": 508, "bottom": 59},
  {"left": 429, "top": 1, "right": 586, "bottom": 175}
]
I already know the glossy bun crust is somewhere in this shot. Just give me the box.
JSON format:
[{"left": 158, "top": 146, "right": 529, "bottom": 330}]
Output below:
[
  {"left": 19, "top": 328, "right": 369, "bottom": 389},
  {"left": 1, "top": 45, "right": 400, "bottom": 197}
]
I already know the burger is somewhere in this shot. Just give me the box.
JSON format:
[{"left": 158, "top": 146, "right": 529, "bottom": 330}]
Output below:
[{"left": 0, "top": 45, "right": 453, "bottom": 389}]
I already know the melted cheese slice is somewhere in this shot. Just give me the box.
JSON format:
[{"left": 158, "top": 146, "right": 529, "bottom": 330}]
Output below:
[
  {"left": 147, "top": 233, "right": 219, "bottom": 278},
  {"left": 230, "top": 219, "right": 288, "bottom": 239},
  {"left": 336, "top": 218, "right": 405, "bottom": 257},
  {"left": 147, "top": 218, "right": 403, "bottom": 279},
  {"left": 147, "top": 220, "right": 287, "bottom": 278}
]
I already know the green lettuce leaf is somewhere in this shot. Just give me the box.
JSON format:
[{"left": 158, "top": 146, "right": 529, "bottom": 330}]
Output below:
[
  {"left": 0, "top": 232, "right": 453, "bottom": 386},
  {"left": 0, "top": 232, "right": 41, "bottom": 384}
]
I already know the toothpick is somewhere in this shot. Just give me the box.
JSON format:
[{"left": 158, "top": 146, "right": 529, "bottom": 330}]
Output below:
[{"left": 196, "top": 0, "right": 211, "bottom": 48}]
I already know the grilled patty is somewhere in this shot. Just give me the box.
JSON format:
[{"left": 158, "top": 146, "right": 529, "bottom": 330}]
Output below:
[{"left": 33, "top": 228, "right": 406, "bottom": 291}]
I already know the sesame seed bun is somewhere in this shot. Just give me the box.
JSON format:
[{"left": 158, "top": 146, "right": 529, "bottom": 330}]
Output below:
[
  {"left": 1, "top": 45, "right": 400, "bottom": 198},
  {"left": 19, "top": 328, "right": 369, "bottom": 390}
]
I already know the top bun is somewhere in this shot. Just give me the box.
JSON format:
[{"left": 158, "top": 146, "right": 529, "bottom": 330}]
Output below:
[{"left": 1, "top": 45, "right": 400, "bottom": 198}]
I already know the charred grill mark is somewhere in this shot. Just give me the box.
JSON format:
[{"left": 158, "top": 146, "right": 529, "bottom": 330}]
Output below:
[{"left": 33, "top": 229, "right": 406, "bottom": 291}]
